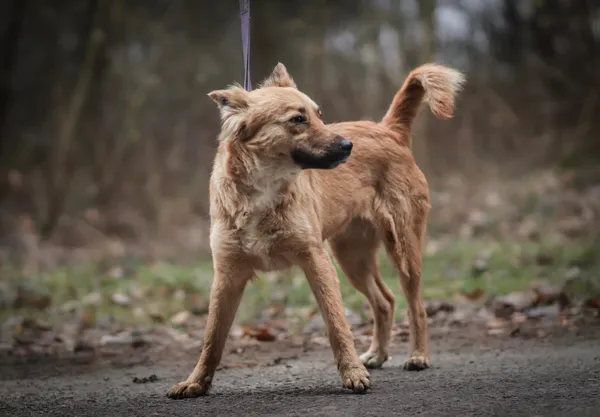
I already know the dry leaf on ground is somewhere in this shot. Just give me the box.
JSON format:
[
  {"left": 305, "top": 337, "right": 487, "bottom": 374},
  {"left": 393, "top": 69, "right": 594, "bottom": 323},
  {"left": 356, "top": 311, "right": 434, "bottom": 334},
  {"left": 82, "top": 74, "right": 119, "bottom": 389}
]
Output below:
[{"left": 243, "top": 326, "right": 277, "bottom": 342}]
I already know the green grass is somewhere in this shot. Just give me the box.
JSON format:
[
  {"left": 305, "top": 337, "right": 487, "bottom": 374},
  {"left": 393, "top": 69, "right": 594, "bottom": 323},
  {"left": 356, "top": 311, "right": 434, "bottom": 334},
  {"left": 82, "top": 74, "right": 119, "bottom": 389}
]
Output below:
[{"left": 2, "top": 237, "right": 599, "bottom": 328}]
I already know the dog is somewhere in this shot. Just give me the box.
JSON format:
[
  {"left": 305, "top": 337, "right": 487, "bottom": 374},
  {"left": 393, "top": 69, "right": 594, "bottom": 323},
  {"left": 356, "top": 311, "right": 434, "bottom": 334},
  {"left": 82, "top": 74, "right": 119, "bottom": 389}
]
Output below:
[{"left": 167, "top": 62, "right": 465, "bottom": 398}]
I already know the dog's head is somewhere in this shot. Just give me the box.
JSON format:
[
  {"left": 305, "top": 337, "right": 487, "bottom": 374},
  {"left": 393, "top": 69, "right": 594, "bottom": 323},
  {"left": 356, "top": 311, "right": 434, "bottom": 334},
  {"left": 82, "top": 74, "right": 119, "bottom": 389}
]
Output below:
[{"left": 208, "top": 63, "right": 352, "bottom": 173}]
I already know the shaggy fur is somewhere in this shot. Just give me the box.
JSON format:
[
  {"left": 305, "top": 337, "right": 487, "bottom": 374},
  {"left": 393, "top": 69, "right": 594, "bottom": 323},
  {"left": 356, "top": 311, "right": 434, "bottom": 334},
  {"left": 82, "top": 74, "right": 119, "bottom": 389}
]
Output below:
[{"left": 167, "top": 62, "right": 465, "bottom": 399}]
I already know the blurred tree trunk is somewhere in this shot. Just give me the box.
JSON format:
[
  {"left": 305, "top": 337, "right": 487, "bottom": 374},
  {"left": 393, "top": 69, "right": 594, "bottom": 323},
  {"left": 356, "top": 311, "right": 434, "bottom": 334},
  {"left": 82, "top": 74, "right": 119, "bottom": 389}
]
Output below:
[
  {"left": 501, "top": 0, "right": 523, "bottom": 66},
  {"left": 418, "top": 0, "right": 436, "bottom": 64},
  {"left": 414, "top": 0, "right": 437, "bottom": 174},
  {"left": 251, "top": 1, "right": 280, "bottom": 84},
  {"left": 0, "top": 0, "right": 25, "bottom": 203},
  {"left": 41, "top": 0, "right": 105, "bottom": 238},
  {"left": 300, "top": 0, "right": 328, "bottom": 116}
]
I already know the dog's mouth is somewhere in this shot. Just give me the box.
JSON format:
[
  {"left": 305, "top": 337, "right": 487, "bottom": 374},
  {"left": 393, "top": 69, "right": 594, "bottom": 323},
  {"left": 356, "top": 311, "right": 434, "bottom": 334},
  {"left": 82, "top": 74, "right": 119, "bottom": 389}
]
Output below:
[{"left": 291, "top": 138, "right": 353, "bottom": 170}]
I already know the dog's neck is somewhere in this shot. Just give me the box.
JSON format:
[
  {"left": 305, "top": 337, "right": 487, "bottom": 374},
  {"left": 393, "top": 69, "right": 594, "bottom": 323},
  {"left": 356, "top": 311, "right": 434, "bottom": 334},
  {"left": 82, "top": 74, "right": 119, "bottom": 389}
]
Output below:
[{"left": 210, "top": 145, "right": 300, "bottom": 223}]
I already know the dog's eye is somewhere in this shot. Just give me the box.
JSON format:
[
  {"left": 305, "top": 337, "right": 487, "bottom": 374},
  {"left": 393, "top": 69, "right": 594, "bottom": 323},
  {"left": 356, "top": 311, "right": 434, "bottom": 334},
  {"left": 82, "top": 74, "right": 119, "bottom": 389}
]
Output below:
[{"left": 290, "top": 115, "right": 307, "bottom": 124}]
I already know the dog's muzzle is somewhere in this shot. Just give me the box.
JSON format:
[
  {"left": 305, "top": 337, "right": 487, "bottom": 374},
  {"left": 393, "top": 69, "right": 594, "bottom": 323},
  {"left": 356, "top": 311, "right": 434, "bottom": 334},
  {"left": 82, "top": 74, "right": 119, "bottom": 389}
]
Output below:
[{"left": 291, "top": 136, "right": 353, "bottom": 170}]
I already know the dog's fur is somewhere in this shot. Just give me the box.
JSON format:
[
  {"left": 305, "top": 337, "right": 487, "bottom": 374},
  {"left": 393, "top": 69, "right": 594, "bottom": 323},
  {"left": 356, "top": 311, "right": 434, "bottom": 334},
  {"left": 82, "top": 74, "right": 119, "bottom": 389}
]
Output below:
[{"left": 167, "top": 63, "right": 465, "bottom": 398}]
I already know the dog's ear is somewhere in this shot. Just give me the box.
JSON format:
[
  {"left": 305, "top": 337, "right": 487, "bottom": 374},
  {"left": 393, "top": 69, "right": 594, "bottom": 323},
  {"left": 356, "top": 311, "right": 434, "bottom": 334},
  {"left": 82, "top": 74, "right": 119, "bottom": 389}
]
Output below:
[
  {"left": 208, "top": 86, "right": 249, "bottom": 120},
  {"left": 259, "top": 62, "right": 297, "bottom": 89}
]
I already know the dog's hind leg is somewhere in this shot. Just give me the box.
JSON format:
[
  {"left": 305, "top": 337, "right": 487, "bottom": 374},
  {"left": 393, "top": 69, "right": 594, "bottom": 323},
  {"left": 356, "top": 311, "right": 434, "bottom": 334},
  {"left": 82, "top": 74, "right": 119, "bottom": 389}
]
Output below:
[
  {"left": 377, "top": 202, "right": 431, "bottom": 371},
  {"left": 329, "top": 218, "right": 395, "bottom": 369}
]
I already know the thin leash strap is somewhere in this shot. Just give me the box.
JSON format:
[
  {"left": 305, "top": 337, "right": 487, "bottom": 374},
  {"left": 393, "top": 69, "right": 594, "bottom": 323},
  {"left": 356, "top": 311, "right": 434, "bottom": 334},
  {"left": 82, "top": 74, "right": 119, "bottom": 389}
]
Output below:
[{"left": 239, "top": 0, "right": 252, "bottom": 91}]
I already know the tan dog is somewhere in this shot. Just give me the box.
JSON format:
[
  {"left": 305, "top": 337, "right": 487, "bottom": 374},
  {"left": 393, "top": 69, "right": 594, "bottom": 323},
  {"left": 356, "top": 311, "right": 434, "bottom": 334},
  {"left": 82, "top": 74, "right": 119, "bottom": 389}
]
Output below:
[{"left": 167, "top": 62, "right": 465, "bottom": 398}]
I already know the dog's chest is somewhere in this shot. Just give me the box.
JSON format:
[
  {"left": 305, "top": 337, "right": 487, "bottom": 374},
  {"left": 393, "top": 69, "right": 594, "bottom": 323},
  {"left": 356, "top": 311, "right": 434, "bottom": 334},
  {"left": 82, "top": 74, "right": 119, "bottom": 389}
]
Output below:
[
  {"left": 239, "top": 213, "right": 279, "bottom": 254},
  {"left": 235, "top": 206, "right": 310, "bottom": 271}
]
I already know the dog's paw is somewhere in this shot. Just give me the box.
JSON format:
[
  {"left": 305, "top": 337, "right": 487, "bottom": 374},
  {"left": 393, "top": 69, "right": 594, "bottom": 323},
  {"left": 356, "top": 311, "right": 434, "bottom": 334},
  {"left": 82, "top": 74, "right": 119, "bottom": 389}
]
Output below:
[
  {"left": 359, "top": 350, "right": 389, "bottom": 369},
  {"left": 403, "top": 354, "right": 431, "bottom": 371},
  {"left": 166, "top": 381, "right": 209, "bottom": 399},
  {"left": 340, "top": 363, "right": 371, "bottom": 393}
]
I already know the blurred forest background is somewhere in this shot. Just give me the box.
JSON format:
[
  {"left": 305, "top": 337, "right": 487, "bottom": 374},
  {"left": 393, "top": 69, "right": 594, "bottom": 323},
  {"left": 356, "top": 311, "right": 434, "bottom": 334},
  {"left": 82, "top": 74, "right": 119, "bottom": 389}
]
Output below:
[
  {"left": 0, "top": 0, "right": 599, "bottom": 357},
  {"left": 0, "top": 0, "right": 599, "bottom": 292}
]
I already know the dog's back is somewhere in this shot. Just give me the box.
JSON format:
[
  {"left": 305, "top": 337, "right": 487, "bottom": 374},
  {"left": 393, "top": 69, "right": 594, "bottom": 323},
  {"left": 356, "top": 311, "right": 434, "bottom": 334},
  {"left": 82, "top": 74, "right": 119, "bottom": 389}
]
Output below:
[{"left": 308, "top": 63, "right": 465, "bottom": 242}]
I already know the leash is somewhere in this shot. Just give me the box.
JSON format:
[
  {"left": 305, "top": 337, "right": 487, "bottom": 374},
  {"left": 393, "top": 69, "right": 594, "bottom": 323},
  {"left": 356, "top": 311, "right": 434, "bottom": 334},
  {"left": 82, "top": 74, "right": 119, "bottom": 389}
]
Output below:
[{"left": 239, "top": 0, "right": 252, "bottom": 91}]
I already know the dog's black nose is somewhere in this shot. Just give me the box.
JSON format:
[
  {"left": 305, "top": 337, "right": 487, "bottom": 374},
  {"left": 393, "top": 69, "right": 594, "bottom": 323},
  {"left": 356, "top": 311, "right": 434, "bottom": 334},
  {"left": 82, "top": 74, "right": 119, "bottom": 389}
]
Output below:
[{"left": 339, "top": 139, "right": 353, "bottom": 152}]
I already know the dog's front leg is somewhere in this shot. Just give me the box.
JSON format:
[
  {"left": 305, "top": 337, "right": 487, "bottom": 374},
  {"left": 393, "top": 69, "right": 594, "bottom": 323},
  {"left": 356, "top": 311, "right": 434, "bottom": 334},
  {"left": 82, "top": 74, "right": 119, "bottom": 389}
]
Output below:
[
  {"left": 167, "top": 262, "right": 251, "bottom": 399},
  {"left": 297, "top": 246, "right": 371, "bottom": 393}
]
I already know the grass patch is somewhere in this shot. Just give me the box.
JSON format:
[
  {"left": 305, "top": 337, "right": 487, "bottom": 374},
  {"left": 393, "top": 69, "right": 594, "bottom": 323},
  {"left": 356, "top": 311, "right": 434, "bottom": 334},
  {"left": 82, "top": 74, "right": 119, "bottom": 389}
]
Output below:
[{"left": 2, "top": 237, "right": 599, "bottom": 327}]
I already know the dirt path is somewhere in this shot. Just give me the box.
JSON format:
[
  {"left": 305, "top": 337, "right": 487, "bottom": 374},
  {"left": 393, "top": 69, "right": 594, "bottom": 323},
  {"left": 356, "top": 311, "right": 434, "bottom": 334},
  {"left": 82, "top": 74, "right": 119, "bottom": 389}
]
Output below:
[{"left": 1, "top": 328, "right": 600, "bottom": 417}]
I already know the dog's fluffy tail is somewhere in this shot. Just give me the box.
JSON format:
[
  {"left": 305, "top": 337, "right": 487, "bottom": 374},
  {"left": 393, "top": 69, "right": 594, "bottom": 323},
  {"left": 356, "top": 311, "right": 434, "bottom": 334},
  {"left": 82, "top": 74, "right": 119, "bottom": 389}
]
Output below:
[{"left": 382, "top": 64, "right": 465, "bottom": 140}]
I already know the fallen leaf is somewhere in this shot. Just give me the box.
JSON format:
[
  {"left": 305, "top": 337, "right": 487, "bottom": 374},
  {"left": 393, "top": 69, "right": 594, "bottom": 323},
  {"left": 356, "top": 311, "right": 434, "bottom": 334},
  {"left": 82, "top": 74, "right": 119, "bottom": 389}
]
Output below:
[
  {"left": 247, "top": 326, "right": 276, "bottom": 342},
  {"left": 511, "top": 312, "right": 527, "bottom": 324},
  {"left": 583, "top": 298, "right": 600, "bottom": 309},
  {"left": 424, "top": 300, "right": 455, "bottom": 317},
  {"left": 15, "top": 286, "right": 52, "bottom": 310},
  {"left": 492, "top": 290, "right": 538, "bottom": 318},
  {"left": 132, "top": 307, "right": 146, "bottom": 319},
  {"left": 516, "top": 217, "right": 539, "bottom": 240},
  {"left": 82, "top": 292, "right": 103, "bottom": 307},
  {"left": 173, "top": 289, "right": 186, "bottom": 301},
  {"left": 532, "top": 283, "right": 560, "bottom": 305},
  {"left": 111, "top": 293, "right": 130, "bottom": 307},
  {"left": 448, "top": 309, "right": 468, "bottom": 325},
  {"left": 170, "top": 311, "right": 191, "bottom": 327},
  {"left": 61, "top": 300, "right": 80, "bottom": 313},
  {"left": 78, "top": 307, "right": 97, "bottom": 331},
  {"left": 487, "top": 317, "right": 508, "bottom": 329},
  {"left": 487, "top": 328, "right": 505, "bottom": 336},
  {"left": 33, "top": 319, "right": 52, "bottom": 331},
  {"left": 107, "top": 266, "right": 124, "bottom": 279},
  {"left": 309, "top": 336, "right": 330, "bottom": 347},
  {"left": 164, "top": 327, "right": 192, "bottom": 343},
  {"left": 393, "top": 328, "right": 410, "bottom": 337},
  {"left": 130, "top": 286, "right": 145, "bottom": 300},
  {"left": 526, "top": 305, "right": 559, "bottom": 320},
  {"left": 156, "top": 286, "right": 171, "bottom": 297},
  {"left": 565, "top": 266, "right": 581, "bottom": 280},
  {"left": 229, "top": 325, "right": 244, "bottom": 339},
  {"left": 475, "top": 307, "right": 495, "bottom": 322},
  {"left": 100, "top": 330, "right": 147, "bottom": 348},
  {"left": 462, "top": 288, "right": 485, "bottom": 301},
  {"left": 100, "top": 333, "right": 133, "bottom": 346}
]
